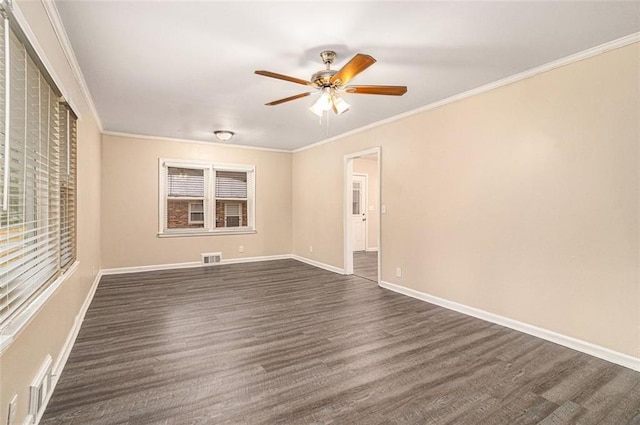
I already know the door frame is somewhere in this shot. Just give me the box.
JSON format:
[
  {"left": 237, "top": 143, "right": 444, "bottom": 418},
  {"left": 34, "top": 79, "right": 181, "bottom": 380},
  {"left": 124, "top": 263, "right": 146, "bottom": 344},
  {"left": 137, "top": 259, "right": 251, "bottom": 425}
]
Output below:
[
  {"left": 351, "top": 173, "right": 368, "bottom": 252},
  {"left": 343, "top": 147, "right": 381, "bottom": 283}
]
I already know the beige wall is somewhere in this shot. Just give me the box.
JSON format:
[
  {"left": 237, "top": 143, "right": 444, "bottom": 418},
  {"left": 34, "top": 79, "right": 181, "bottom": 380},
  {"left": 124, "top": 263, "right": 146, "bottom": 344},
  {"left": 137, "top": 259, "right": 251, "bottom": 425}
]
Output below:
[
  {"left": 0, "top": 2, "right": 102, "bottom": 424},
  {"left": 101, "top": 134, "right": 292, "bottom": 269},
  {"left": 1, "top": 13, "right": 637, "bottom": 425},
  {"left": 292, "top": 43, "right": 639, "bottom": 357},
  {"left": 353, "top": 157, "right": 379, "bottom": 250}
]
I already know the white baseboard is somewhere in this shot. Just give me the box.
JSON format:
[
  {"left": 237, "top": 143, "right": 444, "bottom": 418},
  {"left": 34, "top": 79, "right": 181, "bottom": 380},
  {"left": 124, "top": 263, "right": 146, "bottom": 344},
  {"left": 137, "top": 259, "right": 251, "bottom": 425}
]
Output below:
[
  {"left": 222, "top": 254, "right": 291, "bottom": 265},
  {"left": 379, "top": 280, "right": 640, "bottom": 372},
  {"left": 37, "top": 269, "right": 103, "bottom": 424},
  {"left": 51, "top": 271, "right": 102, "bottom": 377},
  {"left": 101, "top": 254, "right": 292, "bottom": 275},
  {"left": 366, "top": 247, "right": 379, "bottom": 252},
  {"left": 36, "top": 254, "right": 294, "bottom": 424},
  {"left": 101, "top": 261, "right": 202, "bottom": 275},
  {"left": 101, "top": 254, "right": 345, "bottom": 279},
  {"left": 290, "top": 255, "right": 345, "bottom": 275}
]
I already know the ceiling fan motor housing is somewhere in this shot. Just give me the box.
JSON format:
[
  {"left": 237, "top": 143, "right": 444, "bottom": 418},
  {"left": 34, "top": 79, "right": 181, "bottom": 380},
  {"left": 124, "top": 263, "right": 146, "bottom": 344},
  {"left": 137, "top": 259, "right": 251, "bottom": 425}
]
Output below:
[{"left": 311, "top": 69, "right": 338, "bottom": 87}]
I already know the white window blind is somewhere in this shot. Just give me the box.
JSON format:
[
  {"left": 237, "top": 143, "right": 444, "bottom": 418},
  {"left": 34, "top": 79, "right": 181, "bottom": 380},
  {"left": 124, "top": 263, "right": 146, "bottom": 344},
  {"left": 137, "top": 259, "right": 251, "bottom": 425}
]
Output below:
[
  {"left": 167, "top": 167, "right": 204, "bottom": 198},
  {"left": 59, "top": 105, "right": 77, "bottom": 268},
  {"left": 215, "top": 171, "right": 247, "bottom": 198},
  {"left": 0, "top": 11, "right": 77, "bottom": 327}
]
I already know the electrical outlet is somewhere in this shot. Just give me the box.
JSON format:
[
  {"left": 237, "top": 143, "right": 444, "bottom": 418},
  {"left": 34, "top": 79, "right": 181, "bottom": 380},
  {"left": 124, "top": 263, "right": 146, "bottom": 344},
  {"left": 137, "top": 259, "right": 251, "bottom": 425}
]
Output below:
[
  {"left": 396, "top": 267, "right": 402, "bottom": 278},
  {"left": 309, "top": 245, "right": 313, "bottom": 253},
  {"left": 7, "top": 394, "right": 17, "bottom": 425},
  {"left": 239, "top": 245, "right": 244, "bottom": 253}
]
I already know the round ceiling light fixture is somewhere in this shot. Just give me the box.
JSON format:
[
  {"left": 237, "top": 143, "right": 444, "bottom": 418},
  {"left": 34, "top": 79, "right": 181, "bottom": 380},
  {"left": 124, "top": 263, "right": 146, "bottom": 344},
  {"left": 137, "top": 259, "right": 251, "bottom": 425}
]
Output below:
[{"left": 214, "top": 130, "right": 234, "bottom": 142}]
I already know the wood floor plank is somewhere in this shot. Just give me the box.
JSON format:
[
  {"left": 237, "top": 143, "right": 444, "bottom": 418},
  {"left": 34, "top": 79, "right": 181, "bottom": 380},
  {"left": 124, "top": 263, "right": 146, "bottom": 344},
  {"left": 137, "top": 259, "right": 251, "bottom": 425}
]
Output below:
[
  {"left": 41, "top": 260, "right": 640, "bottom": 424},
  {"left": 537, "top": 401, "right": 586, "bottom": 425},
  {"left": 584, "top": 380, "right": 640, "bottom": 425}
]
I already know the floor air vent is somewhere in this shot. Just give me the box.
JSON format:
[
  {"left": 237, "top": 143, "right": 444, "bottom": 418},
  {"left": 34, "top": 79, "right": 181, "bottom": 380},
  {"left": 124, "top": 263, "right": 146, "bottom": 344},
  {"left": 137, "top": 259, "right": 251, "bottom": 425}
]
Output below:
[
  {"left": 201, "top": 252, "right": 222, "bottom": 265},
  {"left": 28, "top": 355, "right": 53, "bottom": 423}
]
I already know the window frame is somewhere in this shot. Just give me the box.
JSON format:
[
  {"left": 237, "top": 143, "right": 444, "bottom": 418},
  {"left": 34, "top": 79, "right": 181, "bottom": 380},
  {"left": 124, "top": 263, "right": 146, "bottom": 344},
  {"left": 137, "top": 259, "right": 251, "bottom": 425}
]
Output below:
[
  {"left": 0, "top": 3, "right": 79, "bottom": 342},
  {"left": 158, "top": 158, "right": 256, "bottom": 237}
]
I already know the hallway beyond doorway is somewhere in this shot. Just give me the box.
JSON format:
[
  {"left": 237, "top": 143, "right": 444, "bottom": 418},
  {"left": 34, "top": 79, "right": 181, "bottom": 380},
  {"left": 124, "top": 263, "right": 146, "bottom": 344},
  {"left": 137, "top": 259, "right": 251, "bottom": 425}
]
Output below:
[{"left": 353, "top": 250, "right": 378, "bottom": 282}]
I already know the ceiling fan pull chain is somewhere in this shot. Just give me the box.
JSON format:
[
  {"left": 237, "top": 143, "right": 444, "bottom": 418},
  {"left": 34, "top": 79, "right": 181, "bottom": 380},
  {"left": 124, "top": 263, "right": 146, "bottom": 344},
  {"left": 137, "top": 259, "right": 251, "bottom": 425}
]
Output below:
[{"left": 326, "top": 111, "right": 330, "bottom": 136}]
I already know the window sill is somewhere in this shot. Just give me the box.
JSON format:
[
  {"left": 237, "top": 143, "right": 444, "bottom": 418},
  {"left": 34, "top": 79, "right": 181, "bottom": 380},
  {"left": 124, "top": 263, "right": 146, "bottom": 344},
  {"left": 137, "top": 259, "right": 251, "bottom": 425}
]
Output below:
[
  {"left": 158, "top": 229, "right": 257, "bottom": 238},
  {"left": 0, "top": 261, "right": 80, "bottom": 353}
]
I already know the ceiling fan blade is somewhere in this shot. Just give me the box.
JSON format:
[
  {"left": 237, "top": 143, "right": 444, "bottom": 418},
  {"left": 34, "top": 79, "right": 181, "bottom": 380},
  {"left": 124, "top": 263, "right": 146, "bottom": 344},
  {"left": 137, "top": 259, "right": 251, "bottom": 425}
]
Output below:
[
  {"left": 330, "top": 54, "right": 376, "bottom": 86},
  {"left": 344, "top": 85, "right": 408, "bottom": 96},
  {"left": 255, "top": 70, "right": 314, "bottom": 86},
  {"left": 265, "top": 92, "right": 312, "bottom": 106}
]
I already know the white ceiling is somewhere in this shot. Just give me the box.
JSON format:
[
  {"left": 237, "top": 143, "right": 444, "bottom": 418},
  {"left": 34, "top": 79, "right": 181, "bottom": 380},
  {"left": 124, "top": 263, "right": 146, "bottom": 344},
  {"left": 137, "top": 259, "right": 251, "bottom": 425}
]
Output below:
[{"left": 54, "top": 1, "right": 639, "bottom": 151}]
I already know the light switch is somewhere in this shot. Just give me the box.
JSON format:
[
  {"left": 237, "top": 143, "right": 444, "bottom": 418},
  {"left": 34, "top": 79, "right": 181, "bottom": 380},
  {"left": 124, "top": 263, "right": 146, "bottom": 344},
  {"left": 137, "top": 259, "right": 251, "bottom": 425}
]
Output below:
[{"left": 381, "top": 205, "right": 387, "bottom": 214}]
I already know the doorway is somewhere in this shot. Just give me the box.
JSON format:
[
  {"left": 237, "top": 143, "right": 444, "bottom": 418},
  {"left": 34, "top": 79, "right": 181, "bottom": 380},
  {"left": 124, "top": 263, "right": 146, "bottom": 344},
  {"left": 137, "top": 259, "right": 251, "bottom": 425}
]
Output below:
[{"left": 344, "top": 148, "right": 380, "bottom": 283}]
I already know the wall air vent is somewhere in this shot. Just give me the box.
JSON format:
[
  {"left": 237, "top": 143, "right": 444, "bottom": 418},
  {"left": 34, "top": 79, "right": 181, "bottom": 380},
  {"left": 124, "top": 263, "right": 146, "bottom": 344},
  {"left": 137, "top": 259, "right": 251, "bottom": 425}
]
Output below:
[{"left": 201, "top": 252, "right": 222, "bottom": 265}]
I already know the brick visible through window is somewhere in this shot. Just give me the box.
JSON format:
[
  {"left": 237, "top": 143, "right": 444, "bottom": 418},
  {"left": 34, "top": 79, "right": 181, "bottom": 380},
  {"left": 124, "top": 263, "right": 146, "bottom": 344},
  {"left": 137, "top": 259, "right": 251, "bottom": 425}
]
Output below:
[{"left": 160, "top": 160, "right": 254, "bottom": 234}]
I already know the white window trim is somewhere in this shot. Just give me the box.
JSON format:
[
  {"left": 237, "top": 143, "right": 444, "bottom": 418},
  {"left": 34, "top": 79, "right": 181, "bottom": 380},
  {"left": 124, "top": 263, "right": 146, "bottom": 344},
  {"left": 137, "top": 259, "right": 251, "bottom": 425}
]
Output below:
[{"left": 158, "top": 158, "right": 256, "bottom": 236}]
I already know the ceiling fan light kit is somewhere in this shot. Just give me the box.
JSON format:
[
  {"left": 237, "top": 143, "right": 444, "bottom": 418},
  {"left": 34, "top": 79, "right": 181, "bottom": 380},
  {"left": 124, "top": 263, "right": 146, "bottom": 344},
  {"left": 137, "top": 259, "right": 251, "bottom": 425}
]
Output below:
[
  {"left": 309, "top": 87, "right": 350, "bottom": 117},
  {"left": 331, "top": 94, "right": 350, "bottom": 115},
  {"left": 213, "top": 130, "right": 234, "bottom": 142},
  {"left": 255, "top": 50, "right": 407, "bottom": 117}
]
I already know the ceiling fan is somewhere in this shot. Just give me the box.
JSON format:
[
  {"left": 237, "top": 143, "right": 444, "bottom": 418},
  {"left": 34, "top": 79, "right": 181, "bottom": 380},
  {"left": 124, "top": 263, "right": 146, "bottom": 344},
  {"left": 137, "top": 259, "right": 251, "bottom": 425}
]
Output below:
[{"left": 255, "top": 50, "right": 407, "bottom": 116}]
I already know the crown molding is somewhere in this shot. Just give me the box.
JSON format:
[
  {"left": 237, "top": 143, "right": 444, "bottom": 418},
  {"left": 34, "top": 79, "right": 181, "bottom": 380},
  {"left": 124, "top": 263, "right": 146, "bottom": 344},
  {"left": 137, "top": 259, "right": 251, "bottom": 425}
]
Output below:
[
  {"left": 26, "top": 1, "right": 640, "bottom": 154},
  {"left": 41, "top": 0, "right": 103, "bottom": 131},
  {"left": 4, "top": 1, "right": 76, "bottom": 111},
  {"left": 102, "top": 131, "right": 291, "bottom": 154},
  {"left": 293, "top": 32, "right": 640, "bottom": 154}
]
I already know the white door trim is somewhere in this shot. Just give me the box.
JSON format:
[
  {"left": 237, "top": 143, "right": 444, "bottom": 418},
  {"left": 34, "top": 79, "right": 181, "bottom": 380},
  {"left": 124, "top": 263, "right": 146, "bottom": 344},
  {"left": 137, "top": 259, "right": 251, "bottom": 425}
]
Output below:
[{"left": 343, "top": 147, "right": 381, "bottom": 284}]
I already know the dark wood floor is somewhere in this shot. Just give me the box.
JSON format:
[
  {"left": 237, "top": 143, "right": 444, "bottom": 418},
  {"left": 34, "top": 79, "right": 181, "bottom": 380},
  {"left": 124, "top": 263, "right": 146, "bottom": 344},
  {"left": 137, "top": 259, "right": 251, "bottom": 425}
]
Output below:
[
  {"left": 353, "top": 250, "right": 378, "bottom": 282},
  {"left": 42, "top": 260, "right": 640, "bottom": 425}
]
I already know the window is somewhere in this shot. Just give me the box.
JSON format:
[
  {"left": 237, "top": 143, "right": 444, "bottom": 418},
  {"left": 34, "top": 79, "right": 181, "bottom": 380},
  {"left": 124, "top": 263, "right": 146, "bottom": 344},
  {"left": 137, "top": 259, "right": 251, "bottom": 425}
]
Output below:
[
  {"left": 166, "top": 166, "right": 205, "bottom": 229},
  {"left": 223, "top": 202, "right": 242, "bottom": 227},
  {"left": 352, "top": 180, "right": 362, "bottom": 215},
  {"left": 0, "top": 10, "right": 78, "bottom": 327},
  {"left": 159, "top": 159, "right": 255, "bottom": 235},
  {"left": 188, "top": 202, "right": 204, "bottom": 224},
  {"left": 216, "top": 171, "right": 247, "bottom": 229}
]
